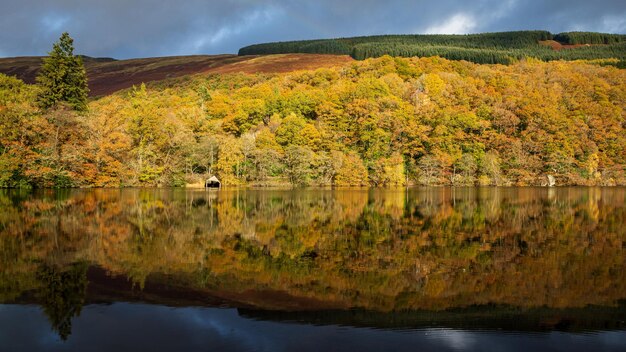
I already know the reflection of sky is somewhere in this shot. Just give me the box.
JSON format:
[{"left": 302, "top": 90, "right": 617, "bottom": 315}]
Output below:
[{"left": 1, "top": 303, "right": 625, "bottom": 352}]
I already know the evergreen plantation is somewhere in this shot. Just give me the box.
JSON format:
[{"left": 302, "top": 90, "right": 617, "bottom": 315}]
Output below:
[
  {"left": 239, "top": 31, "right": 626, "bottom": 66},
  {"left": 1, "top": 54, "right": 625, "bottom": 188}
]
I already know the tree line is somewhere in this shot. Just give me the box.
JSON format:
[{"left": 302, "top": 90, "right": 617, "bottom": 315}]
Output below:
[
  {"left": 554, "top": 32, "right": 626, "bottom": 45},
  {"left": 239, "top": 31, "right": 554, "bottom": 55},
  {"left": 239, "top": 30, "right": 626, "bottom": 67},
  {"left": 350, "top": 42, "right": 626, "bottom": 65}
]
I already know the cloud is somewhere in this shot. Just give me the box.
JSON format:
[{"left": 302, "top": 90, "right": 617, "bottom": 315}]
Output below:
[
  {"left": 0, "top": 0, "right": 625, "bottom": 59},
  {"left": 424, "top": 13, "right": 478, "bottom": 34},
  {"left": 600, "top": 15, "right": 626, "bottom": 33},
  {"left": 40, "top": 13, "right": 70, "bottom": 34}
]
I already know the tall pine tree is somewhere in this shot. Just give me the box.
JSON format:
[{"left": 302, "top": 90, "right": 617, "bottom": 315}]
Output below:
[{"left": 36, "top": 32, "right": 89, "bottom": 111}]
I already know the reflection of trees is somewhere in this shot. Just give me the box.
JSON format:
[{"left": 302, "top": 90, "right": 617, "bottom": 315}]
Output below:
[
  {"left": 37, "top": 263, "right": 88, "bottom": 341},
  {"left": 0, "top": 188, "right": 625, "bottom": 312}
]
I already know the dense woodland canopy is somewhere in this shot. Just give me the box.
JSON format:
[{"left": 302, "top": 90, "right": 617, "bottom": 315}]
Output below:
[
  {"left": 239, "top": 31, "right": 626, "bottom": 67},
  {"left": 1, "top": 53, "right": 625, "bottom": 188},
  {"left": 554, "top": 32, "right": 626, "bottom": 45}
]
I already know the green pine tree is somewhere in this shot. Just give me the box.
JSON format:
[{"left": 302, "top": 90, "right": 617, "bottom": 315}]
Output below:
[{"left": 36, "top": 32, "right": 89, "bottom": 111}]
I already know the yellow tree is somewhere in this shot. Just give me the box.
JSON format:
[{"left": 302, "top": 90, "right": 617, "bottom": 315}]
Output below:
[{"left": 216, "top": 135, "right": 244, "bottom": 185}]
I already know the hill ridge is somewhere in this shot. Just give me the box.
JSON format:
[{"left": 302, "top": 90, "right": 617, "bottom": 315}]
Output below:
[
  {"left": 238, "top": 30, "right": 626, "bottom": 66},
  {"left": 0, "top": 54, "right": 353, "bottom": 96}
]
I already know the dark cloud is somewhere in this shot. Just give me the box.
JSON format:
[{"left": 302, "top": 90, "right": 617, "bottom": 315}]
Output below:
[{"left": 1, "top": 0, "right": 625, "bottom": 59}]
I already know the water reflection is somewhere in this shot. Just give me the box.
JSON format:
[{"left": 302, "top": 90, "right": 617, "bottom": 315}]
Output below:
[
  {"left": 1, "top": 303, "right": 625, "bottom": 352},
  {"left": 0, "top": 187, "right": 625, "bottom": 349}
]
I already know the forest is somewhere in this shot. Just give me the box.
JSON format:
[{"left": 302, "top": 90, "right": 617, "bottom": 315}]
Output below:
[
  {"left": 239, "top": 31, "right": 626, "bottom": 66},
  {"left": 1, "top": 33, "right": 626, "bottom": 188}
]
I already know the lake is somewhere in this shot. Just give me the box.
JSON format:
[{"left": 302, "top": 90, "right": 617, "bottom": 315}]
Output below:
[{"left": 0, "top": 187, "right": 625, "bottom": 351}]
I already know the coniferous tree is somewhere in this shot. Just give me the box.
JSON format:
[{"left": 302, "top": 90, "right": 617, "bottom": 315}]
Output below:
[{"left": 36, "top": 32, "right": 89, "bottom": 111}]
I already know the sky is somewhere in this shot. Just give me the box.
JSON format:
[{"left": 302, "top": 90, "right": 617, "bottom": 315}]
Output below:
[{"left": 1, "top": 0, "right": 626, "bottom": 59}]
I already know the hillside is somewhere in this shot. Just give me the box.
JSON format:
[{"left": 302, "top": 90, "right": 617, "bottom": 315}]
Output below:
[
  {"left": 1, "top": 55, "right": 625, "bottom": 188},
  {"left": 239, "top": 31, "right": 626, "bottom": 66},
  {"left": 0, "top": 54, "right": 353, "bottom": 96}
]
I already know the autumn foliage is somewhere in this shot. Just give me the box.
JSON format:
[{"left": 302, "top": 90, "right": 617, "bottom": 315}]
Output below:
[{"left": 1, "top": 54, "right": 625, "bottom": 187}]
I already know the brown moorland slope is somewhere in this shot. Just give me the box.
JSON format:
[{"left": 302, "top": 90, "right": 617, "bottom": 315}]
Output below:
[
  {"left": 538, "top": 40, "right": 600, "bottom": 50},
  {"left": 0, "top": 54, "right": 353, "bottom": 96}
]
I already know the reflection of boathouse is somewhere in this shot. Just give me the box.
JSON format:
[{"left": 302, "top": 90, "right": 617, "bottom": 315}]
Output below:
[{"left": 205, "top": 176, "right": 221, "bottom": 188}]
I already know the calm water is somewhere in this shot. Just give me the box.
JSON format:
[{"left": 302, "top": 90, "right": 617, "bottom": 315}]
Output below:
[{"left": 0, "top": 187, "right": 625, "bottom": 351}]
